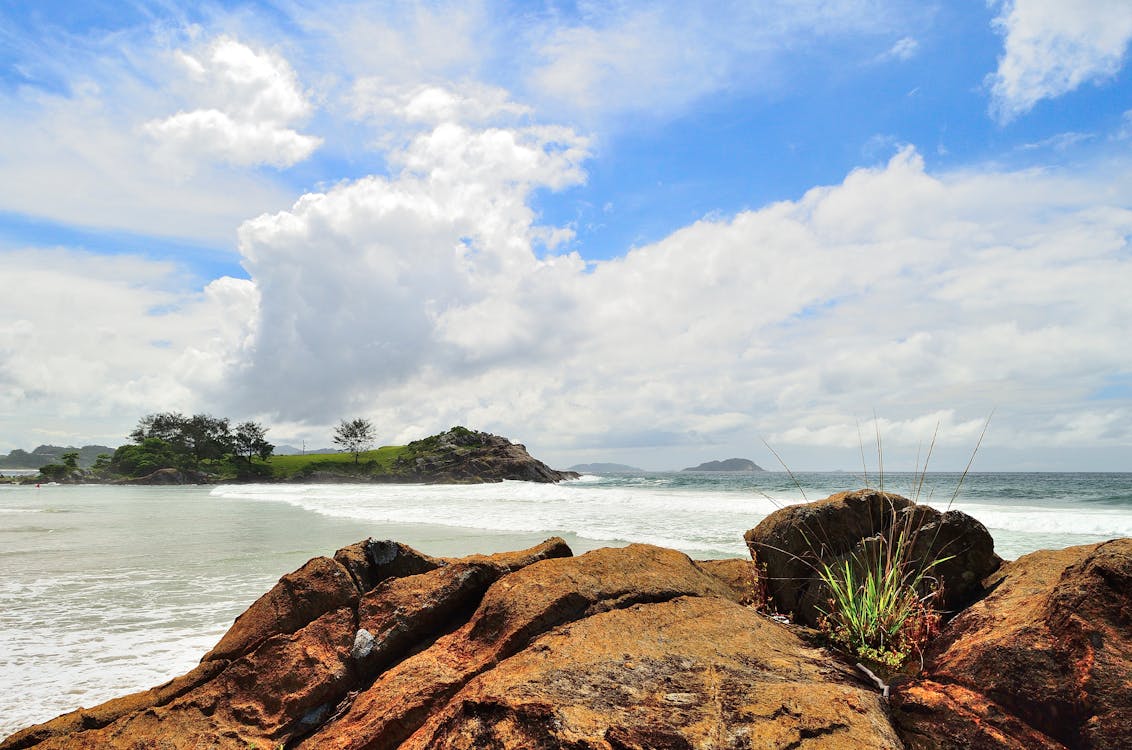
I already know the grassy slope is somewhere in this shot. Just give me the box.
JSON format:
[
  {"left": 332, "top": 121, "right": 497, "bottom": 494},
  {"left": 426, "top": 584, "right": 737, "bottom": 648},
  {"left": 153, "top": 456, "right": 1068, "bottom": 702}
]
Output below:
[{"left": 264, "top": 445, "right": 410, "bottom": 479}]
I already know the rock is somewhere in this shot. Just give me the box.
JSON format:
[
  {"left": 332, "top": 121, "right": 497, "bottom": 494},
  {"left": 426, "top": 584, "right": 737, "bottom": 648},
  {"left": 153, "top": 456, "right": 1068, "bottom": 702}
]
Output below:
[
  {"left": 694, "top": 557, "right": 763, "bottom": 605},
  {"left": 682, "top": 458, "right": 764, "bottom": 471},
  {"left": 2, "top": 538, "right": 907, "bottom": 749},
  {"left": 391, "top": 427, "right": 579, "bottom": 484},
  {"left": 890, "top": 539, "right": 1132, "bottom": 750},
  {"left": 0, "top": 538, "right": 570, "bottom": 750},
  {"left": 401, "top": 596, "right": 903, "bottom": 749},
  {"left": 743, "top": 489, "right": 1001, "bottom": 626},
  {"left": 332, "top": 538, "right": 445, "bottom": 592},
  {"left": 202, "top": 555, "right": 359, "bottom": 662}
]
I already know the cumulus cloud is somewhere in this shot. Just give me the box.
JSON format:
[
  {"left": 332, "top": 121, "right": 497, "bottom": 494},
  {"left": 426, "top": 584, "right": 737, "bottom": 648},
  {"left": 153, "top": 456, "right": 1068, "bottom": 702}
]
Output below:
[
  {"left": 988, "top": 0, "right": 1132, "bottom": 122},
  {"left": 221, "top": 100, "right": 591, "bottom": 417},
  {"left": 0, "top": 33, "right": 298, "bottom": 244},
  {"left": 212, "top": 127, "right": 1132, "bottom": 469},
  {"left": 0, "top": 248, "right": 256, "bottom": 447},
  {"left": 145, "top": 37, "right": 321, "bottom": 169}
]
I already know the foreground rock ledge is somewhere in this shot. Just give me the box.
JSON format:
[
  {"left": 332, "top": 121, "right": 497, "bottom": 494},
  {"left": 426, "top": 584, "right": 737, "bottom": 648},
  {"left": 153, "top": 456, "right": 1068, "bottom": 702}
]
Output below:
[{"left": 2, "top": 539, "right": 901, "bottom": 750}]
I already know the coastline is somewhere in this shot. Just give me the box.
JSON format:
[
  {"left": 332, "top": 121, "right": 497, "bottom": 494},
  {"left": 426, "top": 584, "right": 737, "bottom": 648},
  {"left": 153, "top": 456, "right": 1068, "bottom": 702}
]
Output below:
[{"left": 2, "top": 475, "right": 1130, "bottom": 739}]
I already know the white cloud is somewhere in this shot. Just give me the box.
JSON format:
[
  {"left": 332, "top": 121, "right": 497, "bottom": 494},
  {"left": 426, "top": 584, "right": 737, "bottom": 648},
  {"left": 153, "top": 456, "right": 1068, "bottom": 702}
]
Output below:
[
  {"left": 988, "top": 0, "right": 1132, "bottom": 122},
  {"left": 884, "top": 36, "right": 920, "bottom": 61},
  {"left": 205, "top": 134, "right": 1132, "bottom": 469},
  {"left": 145, "top": 37, "right": 321, "bottom": 169},
  {"left": 524, "top": 1, "right": 903, "bottom": 120},
  {"left": 0, "top": 248, "right": 255, "bottom": 447},
  {"left": 0, "top": 32, "right": 299, "bottom": 244}
]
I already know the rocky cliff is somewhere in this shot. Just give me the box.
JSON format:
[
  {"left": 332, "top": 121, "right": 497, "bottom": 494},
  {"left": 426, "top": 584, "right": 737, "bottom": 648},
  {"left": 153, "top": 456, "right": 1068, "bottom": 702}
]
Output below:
[
  {"left": 4, "top": 492, "right": 1129, "bottom": 750},
  {"left": 298, "top": 427, "right": 579, "bottom": 484}
]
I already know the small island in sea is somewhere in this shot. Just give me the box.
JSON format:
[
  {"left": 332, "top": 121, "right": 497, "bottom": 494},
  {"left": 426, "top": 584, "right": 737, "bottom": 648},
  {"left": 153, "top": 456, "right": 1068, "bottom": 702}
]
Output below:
[
  {"left": 567, "top": 462, "right": 643, "bottom": 473},
  {"left": 682, "top": 457, "right": 764, "bottom": 472}
]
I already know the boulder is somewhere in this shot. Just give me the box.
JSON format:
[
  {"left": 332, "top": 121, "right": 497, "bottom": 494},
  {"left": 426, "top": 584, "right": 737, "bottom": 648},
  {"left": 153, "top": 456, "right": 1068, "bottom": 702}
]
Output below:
[
  {"left": 402, "top": 596, "right": 904, "bottom": 749},
  {"left": 203, "top": 555, "right": 359, "bottom": 662},
  {"left": 3, "top": 539, "right": 905, "bottom": 749},
  {"left": 744, "top": 490, "right": 1001, "bottom": 626},
  {"left": 890, "top": 539, "right": 1132, "bottom": 750}
]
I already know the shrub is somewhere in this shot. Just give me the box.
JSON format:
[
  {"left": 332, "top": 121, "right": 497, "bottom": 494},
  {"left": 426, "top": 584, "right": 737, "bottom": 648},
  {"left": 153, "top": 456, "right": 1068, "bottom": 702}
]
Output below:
[{"left": 814, "top": 522, "right": 946, "bottom": 668}]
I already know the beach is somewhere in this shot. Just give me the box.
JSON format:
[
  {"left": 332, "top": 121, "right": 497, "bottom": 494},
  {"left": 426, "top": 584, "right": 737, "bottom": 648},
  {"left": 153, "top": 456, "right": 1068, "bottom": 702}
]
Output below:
[{"left": 2, "top": 472, "right": 1130, "bottom": 737}]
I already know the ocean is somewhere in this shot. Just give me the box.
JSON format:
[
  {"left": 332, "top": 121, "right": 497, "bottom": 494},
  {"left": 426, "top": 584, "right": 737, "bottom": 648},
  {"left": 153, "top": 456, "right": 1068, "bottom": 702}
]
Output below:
[{"left": 2, "top": 471, "right": 1130, "bottom": 737}]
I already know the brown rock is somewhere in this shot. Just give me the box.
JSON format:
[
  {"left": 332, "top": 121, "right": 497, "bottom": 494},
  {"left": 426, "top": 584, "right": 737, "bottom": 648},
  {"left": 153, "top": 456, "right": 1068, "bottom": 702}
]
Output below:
[
  {"left": 1, "top": 538, "right": 571, "bottom": 750},
  {"left": 694, "top": 557, "right": 763, "bottom": 605},
  {"left": 744, "top": 489, "right": 1001, "bottom": 626},
  {"left": 333, "top": 538, "right": 445, "bottom": 592},
  {"left": 203, "top": 555, "right": 359, "bottom": 662},
  {"left": 0, "top": 660, "right": 228, "bottom": 750},
  {"left": 10, "top": 608, "right": 357, "bottom": 750},
  {"left": 891, "top": 539, "right": 1132, "bottom": 750},
  {"left": 402, "top": 596, "right": 904, "bottom": 749},
  {"left": 295, "top": 544, "right": 740, "bottom": 749}
]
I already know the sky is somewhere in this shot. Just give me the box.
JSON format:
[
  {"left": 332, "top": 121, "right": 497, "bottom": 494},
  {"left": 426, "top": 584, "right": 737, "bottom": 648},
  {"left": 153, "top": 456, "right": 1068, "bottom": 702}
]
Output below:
[{"left": 1, "top": 0, "right": 1131, "bottom": 472}]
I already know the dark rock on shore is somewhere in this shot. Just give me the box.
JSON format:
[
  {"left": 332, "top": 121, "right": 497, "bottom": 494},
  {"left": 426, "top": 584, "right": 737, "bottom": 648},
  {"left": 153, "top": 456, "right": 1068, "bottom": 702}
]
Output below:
[
  {"left": 891, "top": 538, "right": 1132, "bottom": 750},
  {"left": 2, "top": 540, "right": 901, "bottom": 750},
  {"left": 744, "top": 489, "right": 1002, "bottom": 626}
]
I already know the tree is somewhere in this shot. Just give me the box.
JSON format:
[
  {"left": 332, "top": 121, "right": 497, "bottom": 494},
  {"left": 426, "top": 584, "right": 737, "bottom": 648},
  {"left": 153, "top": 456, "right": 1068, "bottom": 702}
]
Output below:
[
  {"left": 129, "top": 412, "right": 232, "bottom": 469},
  {"left": 233, "top": 421, "right": 274, "bottom": 463},
  {"left": 333, "top": 418, "right": 375, "bottom": 464},
  {"left": 110, "top": 438, "right": 180, "bottom": 477},
  {"left": 38, "top": 463, "right": 68, "bottom": 481},
  {"left": 61, "top": 452, "right": 79, "bottom": 470}
]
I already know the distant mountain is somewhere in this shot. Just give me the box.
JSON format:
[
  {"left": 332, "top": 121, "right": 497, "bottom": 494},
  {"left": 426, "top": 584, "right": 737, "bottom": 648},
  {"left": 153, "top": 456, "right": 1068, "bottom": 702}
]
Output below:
[
  {"left": 0, "top": 444, "right": 116, "bottom": 469},
  {"left": 568, "top": 463, "right": 643, "bottom": 473},
  {"left": 274, "top": 444, "right": 338, "bottom": 456},
  {"left": 682, "top": 458, "right": 764, "bottom": 472}
]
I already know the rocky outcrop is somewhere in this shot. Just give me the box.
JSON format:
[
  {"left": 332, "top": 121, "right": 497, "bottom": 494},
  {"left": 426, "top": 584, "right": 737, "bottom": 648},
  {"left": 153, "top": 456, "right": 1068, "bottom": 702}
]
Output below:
[
  {"left": 390, "top": 427, "right": 579, "bottom": 483},
  {"left": 2, "top": 540, "right": 901, "bottom": 750},
  {"left": 296, "top": 427, "right": 579, "bottom": 484},
  {"left": 744, "top": 490, "right": 1001, "bottom": 626},
  {"left": 891, "top": 539, "right": 1132, "bottom": 750}
]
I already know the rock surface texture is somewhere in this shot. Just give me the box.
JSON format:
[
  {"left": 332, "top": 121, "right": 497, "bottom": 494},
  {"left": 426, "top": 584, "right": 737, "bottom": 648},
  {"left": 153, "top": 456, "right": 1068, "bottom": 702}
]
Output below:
[
  {"left": 2, "top": 539, "right": 902, "bottom": 750},
  {"left": 744, "top": 489, "right": 1002, "bottom": 626},
  {"left": 891, "top": 539, "right": 1132, "bottom": 750}
]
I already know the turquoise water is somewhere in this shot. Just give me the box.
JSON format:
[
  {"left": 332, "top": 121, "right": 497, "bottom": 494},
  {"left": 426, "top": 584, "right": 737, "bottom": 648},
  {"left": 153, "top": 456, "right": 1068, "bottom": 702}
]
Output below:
[{"left": 1, "top": 472, "right": 1130, "bottom": 736}]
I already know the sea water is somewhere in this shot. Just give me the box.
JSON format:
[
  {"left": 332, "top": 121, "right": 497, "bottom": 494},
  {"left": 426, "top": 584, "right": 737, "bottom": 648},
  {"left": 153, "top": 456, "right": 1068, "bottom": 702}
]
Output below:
[{"left": 1, "top": 472, "right": 1130, "bottom": 737}]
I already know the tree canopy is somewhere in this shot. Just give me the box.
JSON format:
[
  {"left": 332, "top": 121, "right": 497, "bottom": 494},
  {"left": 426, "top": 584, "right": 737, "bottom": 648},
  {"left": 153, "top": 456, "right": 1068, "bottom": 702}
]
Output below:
[
  {"left": 115, "top": 412, "right": 273, "bottom": 477},
  {"left": 333, "top": 418, "right": 376, "bottom": 463}
]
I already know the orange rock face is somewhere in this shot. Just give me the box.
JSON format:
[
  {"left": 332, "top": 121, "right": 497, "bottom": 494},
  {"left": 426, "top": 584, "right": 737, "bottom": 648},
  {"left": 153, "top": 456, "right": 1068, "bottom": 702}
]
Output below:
[
  {"left": 891, "top": 539, "right": 1132, "bottom": 750},
  {"left": 1, "top": 538, "right": 902, "bottom": 750}
]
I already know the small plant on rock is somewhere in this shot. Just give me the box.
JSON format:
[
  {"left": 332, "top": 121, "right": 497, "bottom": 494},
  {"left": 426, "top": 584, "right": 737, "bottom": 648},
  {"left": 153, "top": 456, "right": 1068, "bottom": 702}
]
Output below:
[{"left": 815, "top": 524, "right": 947, "bottom": 668}]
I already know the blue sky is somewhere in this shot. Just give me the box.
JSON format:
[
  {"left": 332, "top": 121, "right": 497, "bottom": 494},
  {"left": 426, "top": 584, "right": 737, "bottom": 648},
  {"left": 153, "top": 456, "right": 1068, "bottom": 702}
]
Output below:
[{"left": 2, "top": 1, "right": 1131, "bottom": 470}]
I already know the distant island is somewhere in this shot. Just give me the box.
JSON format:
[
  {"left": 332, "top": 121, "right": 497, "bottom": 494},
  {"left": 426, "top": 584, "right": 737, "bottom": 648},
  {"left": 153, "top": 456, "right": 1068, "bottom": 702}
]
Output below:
[
  {"left": 568, "top": 463, "right": 643, "bottom": 473},
  {"left": 682, "top": 458, "right": 765, "bottom": 472},
  {"left": 0, "top": 420, "right": 577, "bottom": 485}
]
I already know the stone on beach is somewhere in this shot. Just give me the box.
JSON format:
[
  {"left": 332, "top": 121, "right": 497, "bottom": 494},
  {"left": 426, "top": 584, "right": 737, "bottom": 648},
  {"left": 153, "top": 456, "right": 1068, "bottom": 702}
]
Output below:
[
  {"left": 743, "top": 489, "right": 1002, "bottom": 627},
  {"left": 2, "top": 539, "right": 900, "bottom": 750}
]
